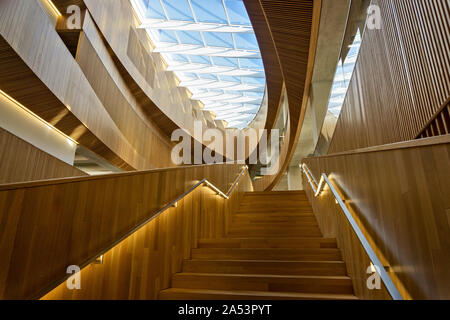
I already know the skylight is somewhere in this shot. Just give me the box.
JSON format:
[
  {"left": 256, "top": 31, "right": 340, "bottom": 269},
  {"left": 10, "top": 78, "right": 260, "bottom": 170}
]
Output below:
[
  {"left": 131, "top": 0, "right": 266, "bottom": 129},
  {"left": 327, "top": 30, "right": 362, "bottom": 117}
]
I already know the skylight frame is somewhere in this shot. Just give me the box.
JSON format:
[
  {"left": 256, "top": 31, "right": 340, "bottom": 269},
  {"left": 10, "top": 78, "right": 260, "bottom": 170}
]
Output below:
[{"left": 131, "top": 0, "right": 266, "bottom": 129}]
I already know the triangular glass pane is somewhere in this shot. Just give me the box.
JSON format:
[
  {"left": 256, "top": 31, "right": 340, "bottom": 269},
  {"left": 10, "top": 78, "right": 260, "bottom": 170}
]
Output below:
[
  {"left": 242, "top": 77, "right": 265, "bottom": 85},
  {"left": 191, "top": 0, "right": 228, "bottom": 24},
  {"left": 172, "top": 54, "right": 189, "bottom": 62},
  {"left": 224, "top": 0, "right": 251, "bottom": 25},
  {"left": 212, "top": 57, "right": 239, "bottom": 67},
  {"left": 235, "top": 33, "right": 258, "bottom": 50},
  {"left": 204, "top": 32, "right": 233, "bottom": 48},
  {"left": 178, "top": 31, "right": 203, "bottom": 45},
  {"left": 156, "top": 30, "right": 178, "bottom": 43},
  {"left": 163, "top": 0, "right": 194, "bottom": 21},
  {"left": 189, "top": 55, "right": 211, "bottom": 65},
  {"left": 199, "top": 74, "right": 218, "bottom": 80},
  {"left": 239, "top": 58, "right": 264, "bottom": 70},
  {"left": 142, "top": 0, "right": 166, "bottom": 19},
  {"left": 220, "top": 75, "right": 241, "bottom": 83}
]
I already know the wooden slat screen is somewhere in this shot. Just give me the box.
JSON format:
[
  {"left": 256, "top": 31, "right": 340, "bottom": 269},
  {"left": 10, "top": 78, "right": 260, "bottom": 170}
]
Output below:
[{"left": 329, "top": 0, "right": 450, "bottom": 153}]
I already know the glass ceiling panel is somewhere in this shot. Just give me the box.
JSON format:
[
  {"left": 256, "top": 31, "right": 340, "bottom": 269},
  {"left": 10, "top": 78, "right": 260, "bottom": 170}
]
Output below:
[
  {"left": 178, "top": 31, "right": 203, "bottom": 45},
  {"left": 191, "top": 0, "right": 228, "bottom": 24},
  {"left": 189, "top": 55, "right": 210, "bottom": 64},
  {"left": 235, "top": 33, "right": 259, "bottom": 50},
  {"left": 212, "top": 57, "right": 238, "bottom": 67},
  {"left": 225, "top": 0, "right": 251, "bottom": 25},
  {"left": 131, "top": 0, "right": 266, "bottom": 129},
  {"left": 203, "top": 32, "right": 234, "bottom": 48},
  {"left": 141, "top": 0, "right": 165, "bottom": 19},
  {"left": 164, "top": 0, "right": 194, "bottom": 21}
]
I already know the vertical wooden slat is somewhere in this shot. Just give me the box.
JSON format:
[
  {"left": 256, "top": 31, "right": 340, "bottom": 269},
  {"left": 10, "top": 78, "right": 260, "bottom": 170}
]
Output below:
[{"left": 329, "top": 0, "right": 450, "bottom": 153}]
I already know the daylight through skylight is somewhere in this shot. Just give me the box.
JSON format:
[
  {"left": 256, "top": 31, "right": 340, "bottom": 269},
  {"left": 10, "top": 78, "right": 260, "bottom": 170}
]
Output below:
[{"left": 131, "top": 0, "right": 266, "bottom": 129}]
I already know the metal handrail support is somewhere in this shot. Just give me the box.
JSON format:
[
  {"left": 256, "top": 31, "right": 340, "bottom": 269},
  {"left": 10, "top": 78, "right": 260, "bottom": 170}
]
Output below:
[{"left": 301, "top": 163, "right": 403, "bottom": 300}]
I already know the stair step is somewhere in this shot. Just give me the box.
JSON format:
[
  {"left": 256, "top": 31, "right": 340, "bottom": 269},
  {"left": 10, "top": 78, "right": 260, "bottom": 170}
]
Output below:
[
  {"left": 237, "top": 208, "right": 313, "bottom": 214},
  {"left": 158, "top": 191, "right": 356, "bottom": 300},
  {"left": 231, "top": 221, "right": 319, "bottom": 228},
  {"left": 244, "top": 191, "right": 307, "bottom": 196},
  {"left": 197, "top": 238, "right": 337, "bottom": 249},
  {"left": 159, "top": 288, "right": 358, "bottom": 300},
  {"left": 228, "top": 228, "right": 322, "bottom": 238},
  {"left": 232, "top": 215, "right": 317, "bottom": 223},
  {"left": 228, "top": 226, "right": 320, "bottom": 231},
  {"left": 234, "top": 212, "right": 315, "bottom": 218},
  {"left": 239, "top": 200, "right": 311, "bottom": 207},
  {"left": 191, "top": 248, "right": 342, "bottom": 261},
  {"left": 182, "top": 260, "right": 347, "bottom": 276},
  {"left": 239, "top": 202, "right": 311, "bottom": 208},
  {"left": 171, "top": 273, "right": 354, "bottom": 294}
]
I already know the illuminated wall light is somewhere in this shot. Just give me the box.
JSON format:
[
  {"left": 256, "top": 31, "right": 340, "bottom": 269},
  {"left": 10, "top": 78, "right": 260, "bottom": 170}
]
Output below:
[
  {"left": 0, "top": 90, "right": 78, "bottom": 146},
  {"left": 46, "top": 0, "right": 62, "bottom": 17}
]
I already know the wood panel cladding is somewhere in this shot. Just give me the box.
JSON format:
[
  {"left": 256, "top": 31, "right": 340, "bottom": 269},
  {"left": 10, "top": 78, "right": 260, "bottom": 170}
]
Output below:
[
  {"left": 83, "top": 0, "right": 218, "bottom": 138},
  {"left": 127, "top": 27, "right": 156, "bottom": 89},
  {"left": 0, "top": 0, "right": 150, "bottom": 170},
  {"left": 329, "top": 0, "right": 450, "bottom": 153},
  {"left": 304, "top": 136, "right": 450, "bottom": 299},
  {"left": 417, "top": 98, "right": 450, "bottom": 138},
  {"left": 0, "top": 163, "right": 250, "bottom": 299},
  {"left": 76, "top": 12, "right": 174, "bottom": 169},
  {"left": 244, "top": 0, "right": 284, "bottom": 132},
  {"left": 0, "top": 128, "right": 85, "bottom": 184},
  {"left": 41, "top": 169, "right": 253, "bottom": 300},
  {"left": 256, "top": 0, "right": 321, "bottom": 190}
]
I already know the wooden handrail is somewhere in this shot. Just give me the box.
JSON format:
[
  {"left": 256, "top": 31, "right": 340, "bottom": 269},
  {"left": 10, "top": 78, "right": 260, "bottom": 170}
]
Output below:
[
  {"left": 309, "top": 134, "right": 450, "bottom": 160},
  {"left": 301, "top": 163, "right": 403, "bottom": 300},
  {"left": 0, "top": 163, "right": 239, "bottom": 191}
]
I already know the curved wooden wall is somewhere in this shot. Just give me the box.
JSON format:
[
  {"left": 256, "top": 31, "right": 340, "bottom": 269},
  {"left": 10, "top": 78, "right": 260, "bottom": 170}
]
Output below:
[
  {"left": 329, "top": 0, "right": 450, "bottom": 153},
  {"left": 0, "top": 0, "right": 151, "bottom": 170},
  {"left": 244, "top": 0, "right": 321, "bottom": 190},
  {"left": 83, "top": 0, "right": 219, "bottom": 137},
  {"left": 0, "top": 128, "right": 86, "bottom": 184},
  {"left": 244, "top": 0, "right": 284, "bottom": 132},
  {"left": 304, "top": 136, "right": 450, "bottom": 299},
  {"left": 0, "top": 163, "right": 250, "bottom": 299},
  {"left": 76, "top": 12, "right": 174, "bottom": 168}
]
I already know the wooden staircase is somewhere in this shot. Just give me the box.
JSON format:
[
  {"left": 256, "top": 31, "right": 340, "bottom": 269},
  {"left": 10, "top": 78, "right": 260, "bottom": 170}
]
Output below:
[{"left": 159, "top": 191, "right": 357, "bottom": 300}]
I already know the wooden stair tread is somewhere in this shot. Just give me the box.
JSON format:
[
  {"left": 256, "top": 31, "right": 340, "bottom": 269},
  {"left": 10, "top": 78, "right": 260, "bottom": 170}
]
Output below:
[
  {"left": 183, "top": 259, "right": 347, "bottom": 276},
  {"left": 236, "top": 209, "right": 314, "bottom": 214},
  {"left": 227, "top": 231, "right": 323, "bottom": 238},
  {"left": 175, "top": 272, "right": 351, "bottom": 280},
  {"left": 172, "top": 273, "right": 354, "bottom": 294},
  {"left": 244, "top": 191, "right": 307, "bottom": 195},
  {"left": 197, "top": 238, "right": 337, "bottom": 248},
  {"left": 159, "top": 191, "right": 355, "bottom": 300},
  {"left": 191, "top": 248, "right": 342, "bottom": 261},
  {"left": 159, "top": 288, "right": 358, "bottom": 300}
]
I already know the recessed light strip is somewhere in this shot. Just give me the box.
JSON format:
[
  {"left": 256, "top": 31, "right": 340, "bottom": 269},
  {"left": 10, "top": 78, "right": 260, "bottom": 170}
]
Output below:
[
  {"left": 0, "top": 90, "right": 78, "bottom": 145},
  {"left": 46, "top": 0, "right": 62, "bottom": 17}
]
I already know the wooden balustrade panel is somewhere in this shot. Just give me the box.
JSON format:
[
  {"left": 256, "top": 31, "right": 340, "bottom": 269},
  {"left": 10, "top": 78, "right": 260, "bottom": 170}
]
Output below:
[
  {"left": 40, "top": 169, "right": 253, "bottom": 300},
  {"left": 0, "top": 128, "right": 86, "bottom": 184},
  {"left": 329, "top": 0, "right": 450, "bottom": 153},
  {"left": 304, "top": 136, "right": 450, "bottom": 299},
  {"left": 0, "top": 164, "right": 249, "bottom": 299}
]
